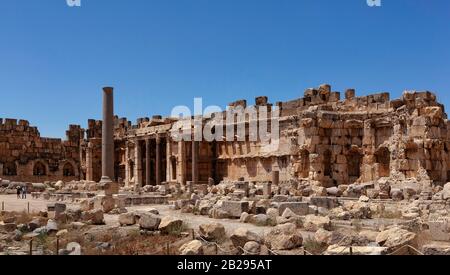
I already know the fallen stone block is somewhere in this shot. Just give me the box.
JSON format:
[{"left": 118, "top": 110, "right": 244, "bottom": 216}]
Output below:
[
  {"left": 428, "top": 219, "right": 450, "bottom": 241},
  {"left": 324, "top": 245, "right": 388, "bottom": 255},
  {"left": 230, "top": 228, "right": 263, "bottom": 248},
  {"left": 265, "top": 223, "right": 303, "bottom": 250},
  {"left": 199, "top": 223, "right": 226, "bottom": 242},
  {"left": 179, "top": 240, "right": 203, "bottom": 255},
  {"left": 158, "top": 216, "right": 183, "bottom": 235},
  {"left": 309, "top": 197, "right": 339, "bottom": 209},
  {"left": 278, "top": 202, "right": 309, "bottom": 216},
  {"left": 139, "top": 213, "right": 161, "bottom": 230},
  {"left": 422, "top": 244, "right": 450, "bottom": 255},
  {"left": 222, "top": 201, "right": 249, "bottom": 218},
  {"left": 119, "top": 212, "right": 136, "bottom": 226}
]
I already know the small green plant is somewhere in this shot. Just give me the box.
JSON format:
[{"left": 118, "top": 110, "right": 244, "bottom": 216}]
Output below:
[
  {"left": 352, "top": 220, "right": 363, "bottom": 232},
  {"left": 303, "top": 237, "right": 328, "bottom": 255},
  {"left": 167, "top": 222, "right": 188, "bottom": 236},
  {"left": 35, "top": 231, "right": 52, "bottom": 252}
]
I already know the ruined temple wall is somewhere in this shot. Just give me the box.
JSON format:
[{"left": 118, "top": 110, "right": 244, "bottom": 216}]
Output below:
[
  {"left": 0, "top": 118, "right": 81, "bottom": 182},
  {"left": 203, "top": 88, "right": 450, "bottom": 186},
  {"left": 108, "top": 86, "right": 450, "bottom": 188}
]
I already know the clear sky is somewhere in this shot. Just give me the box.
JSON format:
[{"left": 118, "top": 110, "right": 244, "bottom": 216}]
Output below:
[{"left": 1, "top": 0, "right": 449, "bottom": 138}]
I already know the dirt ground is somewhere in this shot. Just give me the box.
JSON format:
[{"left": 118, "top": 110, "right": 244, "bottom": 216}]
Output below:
[
  {"left": 0, "top": 194, "right": 315, "bottom": 241},
  {"left": 0, "top": 194, "right": 53, "bottom": 213}
]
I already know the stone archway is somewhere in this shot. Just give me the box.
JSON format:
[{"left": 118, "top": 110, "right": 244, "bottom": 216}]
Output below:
[
  {"left": 33, "top": 161, "right": 47, "bottom": 176},
  {"left": 3, "top": 162, "right": 17, "bottom": 176},
  {"left": 63, "top": 162, "right": 75, "bottom": 177}
]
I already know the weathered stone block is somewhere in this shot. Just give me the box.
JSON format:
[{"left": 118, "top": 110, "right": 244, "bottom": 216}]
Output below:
[
  {"left": 309, "top": 197, "right": 339, "bottom": 209},
  {"left": 278, "top": 202, "right": 309, "bottom": 216},
  {"left": 429, "top": 219, "right": 450, "bottom": 241},
  {"left": 222, "top": 201, "right": 249, "bottom": 218}
]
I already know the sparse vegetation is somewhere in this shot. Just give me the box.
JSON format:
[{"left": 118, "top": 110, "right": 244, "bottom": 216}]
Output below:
[{"left": 303, "top": 237, "right": 328, "bottom": 255}]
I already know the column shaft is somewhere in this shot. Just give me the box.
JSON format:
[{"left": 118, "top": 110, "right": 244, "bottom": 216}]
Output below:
[
  {"left": 102, "top": 87, "right": 115, "bottom": 180},
  {"left": 125, "top": 144, "right": 130, "bottom": 186},
  {"left": 179, "top": 141, "right": 186, "bottom": 184},
  {"left": 134, "top": 141, "right": 143, "bottom": 187},
  {"left": 145, "top": 138, "right": 151, "bottom": 186},
  {"left": 86, "top": 143, "right": 93, "bottom": 181},
  {"left": 192, "top": 141, "right": 199, "bottom": 184},
  {"left": 155, "top": 137, "right": 161, "bottom": 185},
  {"left": 166, "top": 140, "right": 172, "bottom": 182}
]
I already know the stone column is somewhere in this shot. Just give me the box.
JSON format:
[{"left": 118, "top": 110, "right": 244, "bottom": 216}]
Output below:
[
  {"left": 272, "top": 170, "right": 279, "bottom": 185},
  {"left": 179, "top": 141, "right": 186, "bottom": 185},
  {"left": 155, "top": 136, "right": 161, "bottom": 185},
  {"left": 263, "top": 182, "right": 272, "bottom": 199},
  {"left": 125, "top": 143, "right": 130, "bottom": 186},
  {"left": 101, "top": 87, "right": 115, "bottom": 181},
  {"left": 86, "top": 143, "right": 94, "bottom": 181},
  {"left": 166, "top": 139, "right": 172, "bottom": 182},
  {"left": 145, "top": 138, "right": 151, "bottom": 186},
  {"left": 134, "top": 140, "right": 143, "bottom": 187},
  {"left": 192, "top": 141, "right": 199, "bottom": 184}
]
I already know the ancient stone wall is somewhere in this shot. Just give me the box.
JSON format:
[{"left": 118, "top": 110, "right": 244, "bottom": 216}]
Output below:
[
  {"left": 3, "top": 85, "right": 448, "bottom": 189},
  {"left": 0, "top": 118, "right": 81, "bottom": 182},
  {"left": 186, "top": 86, "right": 450, "bottom": 188}
]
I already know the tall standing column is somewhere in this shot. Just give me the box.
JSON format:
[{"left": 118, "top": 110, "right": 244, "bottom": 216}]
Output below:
[
  {"left": 166, "top": 139, "right": 172, "bottom": 182},
  {"left": 192, "top": 141, "right": 199, "bottom": 184},
  {"left": 86, "top": 142, "right": 94, "bottom": 181},
  {"left": 272, "top": 170, "right": 279, "bottom": 185},
  {"left": 156, "top": 136, "right": 161, "bottom": 185},
  {"left": 125, "top": 143, "right": 130, "bottom": 186},
  {"left": 134, "top": 140, "right": 143, "bottom": 187},
  {"left": 179, "top": 141, "right": 186, "bottom": 185},
  {"left": 102, "top": 87, "right": 115, "bottom": 181},
  {"left": 145, "top": 138, "right": 151, "bottom": 186}
]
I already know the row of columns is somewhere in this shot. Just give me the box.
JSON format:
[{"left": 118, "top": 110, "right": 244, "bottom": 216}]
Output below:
[
  {"left": 132, "top": 137, "right": 163, "bottom": 187},
  {"left": 126, "top": 139, "right": 200, "bottom": 187}
]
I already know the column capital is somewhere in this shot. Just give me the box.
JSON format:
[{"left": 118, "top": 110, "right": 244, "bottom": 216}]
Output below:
[{"left": 103, "top": 86, "right": 114, "bottom": 94}]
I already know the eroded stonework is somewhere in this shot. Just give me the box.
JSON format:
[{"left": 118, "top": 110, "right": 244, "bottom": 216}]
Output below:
[
  {"left": 0, "top": 119, "right": 82, "bottom": 182},
  {"left": 1, "top": 85, "right": 448, "bottom": 198}
]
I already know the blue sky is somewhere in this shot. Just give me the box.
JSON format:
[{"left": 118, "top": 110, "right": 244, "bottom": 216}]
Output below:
[{"left": 0, "top": 0, "right": 449, "bottom": 138}]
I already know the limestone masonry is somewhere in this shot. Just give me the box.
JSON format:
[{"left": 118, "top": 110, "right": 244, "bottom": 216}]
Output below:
[
  {"left": 1, "top": 85, "right": 448, "bottom": 191},
  {"left": 2, "top": 84, "right": 450, "bottom": 256}
]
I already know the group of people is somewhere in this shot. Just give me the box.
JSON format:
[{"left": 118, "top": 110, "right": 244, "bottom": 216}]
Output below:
[{"left": 16, "top": 185, "right": 27, "bottom": 199}]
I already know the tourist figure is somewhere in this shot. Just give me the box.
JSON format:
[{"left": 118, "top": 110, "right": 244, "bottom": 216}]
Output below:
[
  {"left": 22, "top": 185, "right": 27, "bottom": 199},
  {"left": 16, "top": 186, "right": 21, "bottom": 199}
]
